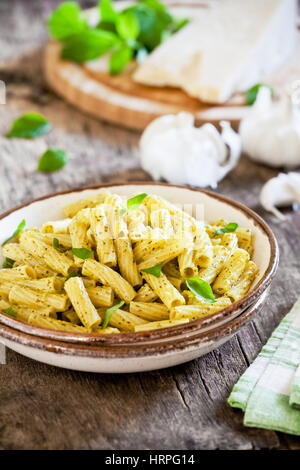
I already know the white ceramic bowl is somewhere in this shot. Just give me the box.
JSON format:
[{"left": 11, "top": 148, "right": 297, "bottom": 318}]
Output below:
[{"left": 0, "top": 183, "right": 278, "bottom": 372}]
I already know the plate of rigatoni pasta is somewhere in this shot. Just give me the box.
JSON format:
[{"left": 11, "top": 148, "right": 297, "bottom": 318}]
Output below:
[{"left": 0, "top": 184, "right": 278, "bottom": 373}]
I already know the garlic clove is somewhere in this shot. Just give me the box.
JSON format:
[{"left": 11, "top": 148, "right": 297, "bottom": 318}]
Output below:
[
  {"left": 139, "top": 112, "right": 241, "bottom": 188},
  {"left": 260, "top": 172, "right": 300, "bottom": 219}
]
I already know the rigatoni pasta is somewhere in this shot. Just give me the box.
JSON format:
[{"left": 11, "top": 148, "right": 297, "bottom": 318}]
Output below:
[{"left": 0, "top": 191, "right": 259, "bottom": 335}]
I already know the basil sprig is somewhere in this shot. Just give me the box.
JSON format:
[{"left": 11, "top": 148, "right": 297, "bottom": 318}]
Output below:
[
  {"left": 38, "top": 148, "right": 71, "bottom": 172},
  {"left": 186, "top": 278, "right": 215, "bottom": 304},
  {"left": 6, "top": 113, "right": 51, "bottom": 139},
  {"left": 48, "top": 0, "right": 189, "bottom": 74},
  {"left": 71, "top": 248, "right": 93, "bottom": 260},
  {"left": 246, "top": 83, "right": 274, "bottom": 106},
  {"left": 2, "top": 257, "right": 15, "bottom": 269},
  {"left": 213, "top": 222, "right": 238, "bottom": 238},
  {"left": 53, "top": 238, "right": 64, "bottom": 253},
  {"left": 2, "top": 307, "right": 17, "bottom": 318},
  {"left": 120, "top": 193, "right": 148, "bottom": 215},
  {"left": 141, "top": 263, "right": 162, "bottom": 278},
  {"left": 2, "top": 220, "right": 26, "bottom": 246},
  {"left": 102, "top": 300, "right": 125, "bottom": 329}
]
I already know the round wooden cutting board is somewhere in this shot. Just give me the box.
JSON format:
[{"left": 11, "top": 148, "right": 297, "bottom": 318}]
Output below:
[{"left": 44, "top": 3, "right": 300, "bottom": 131}]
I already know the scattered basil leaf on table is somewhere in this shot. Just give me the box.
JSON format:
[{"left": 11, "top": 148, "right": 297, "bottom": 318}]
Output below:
[
  {"left": 102, "top": 300, "right": 125, "bottom": 329},
  {"left": 2, "top": 257, "right": 15, "bottom": 269},
  {"left": 2, "top": 219, "right": 26, "bottom": 246},
  {"left": 186, "top": 278, "right": 215, "bottom": 304},
  {"left": 246, "top": 83, "right": 274, "bottom": 106},
  {"left": 6, "top": 113, "right": 51, "bottom": 139},
  {"left": 142, "top": 263, "right": 162, "bottom": 279},
  {"left": 213, "top": 222, "right": 238, "bottom": 238},
  {"left": 38, "top": 148, "right": 71, "bottom": 172},
  {"left": 2, "top": 307, "right": 17, "bottom": 318},
  {"left": 65, "top": 271, "right": 78, "bottom": 281},
  {"left": 61, "top": 29, "right": 119, "bottom": 63},
  {"left": 110, "top": 44, "right": 133, "bottom": 75},
  {"left": 53, "top": 238, "right": 64, "bottom": 253},
  {"left": 71, "top": 248, "right": 93, "bottom": 260},
  {"left": 48, "top": 1, "right": 87, "bottom": 40}
]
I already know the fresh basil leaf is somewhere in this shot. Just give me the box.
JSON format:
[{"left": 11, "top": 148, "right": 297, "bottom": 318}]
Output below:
[
  {"left": 102, "top": 300, "right": 125, "bottom": 329},
  {"left": 2, "top": 307, "right": 16, "bottom": 318},
  {"left": 53, "top": 238, "right": 64, "bottom": 253},
  {"left": 48, "top": 2, "right": 87, "bottom": 40},
  {"left": 246, "top": 83, "right": 274, "bottom": 106},
  {"left": 110, "top": 44, "right": 133, "bottom": 75},
  {"left": 116, "top": 10, "right": 140, "bottom": 41},
  {"left": 142, "top": 263, "right": 162, "bottom": 278},
  {"left": 2, "top": 257, "right": 15, "bottom": 269},
  {"left": 65, "top": 271, "right": 78, "bottom": 281},
  {"left": 6, "top": 113, "right": 51, "bottom": 139},
  {"left": 127, "top": 193, "right": 148, "bottom": 211},
  {"left": 71, "top": 248, "right": 93, "bottom": 260},
  {"left": 136, "top": 47, "right": 148, "bottom": 64},
  {"left": 129, "top": 4, "right": 161, "bottom": 51},
  {"left": 213, "top": 223, "right": 238, "bottom": 238},
  {"left": 170, "top": 17, "right": 189, "bottom": 33},
  {"left": 38, "top": 148, "right": 71, "bottom": 172},
  {"left": 2, "top": 219, "right": 26, "bottom": 246},
  {"left": 99, "top": 0, "right": 117, "bottom": 23},
  {"left": 61, "top": 29, "right": 119, "bottom": 63},
  {"left": 186, "top": 278, "right": 215, "bottom": 304}
]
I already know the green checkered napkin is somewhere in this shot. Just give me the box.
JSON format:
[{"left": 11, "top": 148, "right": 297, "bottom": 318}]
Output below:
[
  {"left": 228, "top": 297, "right": 300, "bottom": 435},
  {"left": 290, "top": 364, "right": 300, "bottom": 409}
]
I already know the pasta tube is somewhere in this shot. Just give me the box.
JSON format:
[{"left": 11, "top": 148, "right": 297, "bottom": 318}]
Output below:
[
  {"left": 135, "top": 319, "right": 188, "bottom": 332},
  {"left": 89, "top": 206, "right": 117, "bottom": 267},
  {"left": 129, "top": 302, "right": 169, "bottom": 321},
  {"left": 142, "top": 272, "right": 185, "bottom": 310},
  {"left": 213, "top": 248, "right": 250, "bottom": 295},
  {"left": 63, "top": 192, "right": 109, "bottom": 218},
  {"left": 2, "top": 243, "right": 56, "bottom": 278},
  {"left": 0, "top": 265, "right": 36, "bottom": 281},
  {"left": 42, "top": 218, "right": 72, "bottom": 234},
  {"left": 134, "top": 283, "right": 158, "bottom": 302},
  {"left": 9, "top": 285, "right": 70, "bottom": 311},
  {"left": 86, "top": 286, "right": 114, "bottom": 307},
  {"left": 227, "top": 261, "right": 259, "bottom": 302},
  {"left": 198, "top": 246, "right": 229, "bottom": 284},
  {"left": 97, "top": 307, "right": 147, "bottom": 332},
  {"left": 171, "top": 297, "right": 232, "bottom": 320},
  {"left": 20, "top": 232, "right": 74, "bottom": 276},
  {"left": 64, "top": 277, "right": 101, "bottom": 328},
  {"left": 82, "top": 259, "right": 136, "bottom": 303},
  {"left": 28, "top": 313, "right": 90, "bottom": 333}
]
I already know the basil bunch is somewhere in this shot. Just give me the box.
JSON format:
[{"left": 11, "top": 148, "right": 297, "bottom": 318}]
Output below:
[{"left": 48, "top": 0, "right": 188, "bottom": 74}]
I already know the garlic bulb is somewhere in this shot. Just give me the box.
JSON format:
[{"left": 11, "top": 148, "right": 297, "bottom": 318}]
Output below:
[
  {"left": 240, "top": 87, "right": 300, "bottom": 168},
  {"left": 139, "top": 112, "right": 241, "bottom": 188},
  {"left": 260, "top": 172, "right": 300, "bottom": 219}
]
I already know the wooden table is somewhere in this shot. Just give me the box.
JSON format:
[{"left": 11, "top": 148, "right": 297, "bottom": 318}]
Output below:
[{"left": 0, "top": 0, "right": 299, "bottom": 450}]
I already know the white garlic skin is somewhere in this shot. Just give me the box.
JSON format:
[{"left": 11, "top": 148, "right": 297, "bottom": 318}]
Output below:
[
  {"left": 260, "top": 172, "right": 300, "bottom": 220},
  {"left": 240, "top": 87, "right": 300, "bottom": 168},
  {"left": 139, "top": 112, "right": 241, "bottom": 189}
]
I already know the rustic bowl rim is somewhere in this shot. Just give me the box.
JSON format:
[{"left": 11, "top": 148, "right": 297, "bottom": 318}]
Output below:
[
  {"left": 0, "top": 182, "right": 279, "bottom": 345},
  {"left": 0, "top": 290, "right": 266, "bottom": 359}
]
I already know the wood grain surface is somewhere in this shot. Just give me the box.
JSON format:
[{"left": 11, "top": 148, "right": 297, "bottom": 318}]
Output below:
[{"left": 0, "top": 0, "right": 300, "bottom": 450}]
